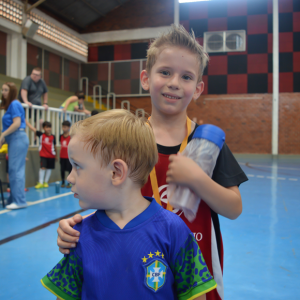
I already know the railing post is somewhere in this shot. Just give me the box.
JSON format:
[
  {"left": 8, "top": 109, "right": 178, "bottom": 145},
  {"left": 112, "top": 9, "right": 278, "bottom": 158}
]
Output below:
[
  {"left": 135, "top": 109, "right": 145, "bottom": 118},
  {"left": 107, "top": 92, "right": 116, "bottom": 110},
  {"left": 121, "top": 100, "right": 130, "bottom": 111},
  {"left": 80, "top": 77, "right": 89, "bottom": 99},
  {"left": 93, "top": 85, "right": 102, "bottom": 109}
]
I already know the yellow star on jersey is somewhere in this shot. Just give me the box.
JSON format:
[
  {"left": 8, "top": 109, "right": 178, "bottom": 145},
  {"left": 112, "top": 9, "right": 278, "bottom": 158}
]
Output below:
[
  {"left": 148, "top": 252, "right": 154, "bottom": 258},
  {"left": 161, "top": 253, "right": 165, "bottom": 259},
  {"left": 142, "top": 256, "right": 147, "bottom": 263},
  {"left": 155, "top": 250, "right": 161, "bottom": 257}
]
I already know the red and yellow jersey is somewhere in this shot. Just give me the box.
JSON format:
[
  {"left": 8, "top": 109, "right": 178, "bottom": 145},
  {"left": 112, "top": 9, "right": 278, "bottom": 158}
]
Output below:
[{"left": 141, "top": 125, "right": 248, "bottom": 300}]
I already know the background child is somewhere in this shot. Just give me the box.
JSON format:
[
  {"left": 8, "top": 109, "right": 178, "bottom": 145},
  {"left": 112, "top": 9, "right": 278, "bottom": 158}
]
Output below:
[
  {"left": 41, "top": 109, "right": 217, "bottom": 300},
  {"left": 56, "top": 25, "right": 248, "bottom": 300},
  {"left": 59, "top": 120, "right": 72, "bottom": 188},
  {"left": 34, "top": 121, "right": 57, "bottom": 189}
]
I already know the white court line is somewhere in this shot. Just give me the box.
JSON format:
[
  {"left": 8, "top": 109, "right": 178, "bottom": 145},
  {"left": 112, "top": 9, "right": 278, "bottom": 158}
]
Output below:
[
  {"left": 0, "top": 192, "right": 73, "bottom": 215},
  {"left": 247, "top": 174, "right": 298, "bottom": 181},
  {"left": 239, "top": 162, "right": 300, "bottom": 171}
]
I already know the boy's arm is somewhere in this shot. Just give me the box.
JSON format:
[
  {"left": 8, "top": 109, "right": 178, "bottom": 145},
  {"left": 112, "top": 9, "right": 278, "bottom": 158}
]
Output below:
[
  {"left": 26, "top": 120, "right": 36, "bottom": 132},
  {"left": 167, "top": 154, "right": 242, "bottom": 220},
  {"left": 57, "top": 213, "right": 94, "bottom": 254}
]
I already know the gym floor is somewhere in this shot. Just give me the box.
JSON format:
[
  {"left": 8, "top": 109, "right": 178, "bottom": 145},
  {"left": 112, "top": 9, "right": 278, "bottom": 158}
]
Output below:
[{"left": 0, "top": 154, "right": 299, "bottom": 299}]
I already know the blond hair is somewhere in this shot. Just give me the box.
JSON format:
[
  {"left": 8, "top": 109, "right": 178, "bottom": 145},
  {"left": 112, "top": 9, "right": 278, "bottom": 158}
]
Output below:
[
  {"left": 146, "top": 24, "right": 209, "bottom": 82},
  {"left": 70, "top": 109, "right": 158, "bottom": 186}
]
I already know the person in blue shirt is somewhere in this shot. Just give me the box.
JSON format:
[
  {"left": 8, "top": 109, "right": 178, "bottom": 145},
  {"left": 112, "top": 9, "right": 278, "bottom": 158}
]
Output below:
[
  {"left": 41, "top": 109, "right": 217, "bottom": 300},
  {"left": 1, "top": 82, "right": 29, "bottom": 210}
]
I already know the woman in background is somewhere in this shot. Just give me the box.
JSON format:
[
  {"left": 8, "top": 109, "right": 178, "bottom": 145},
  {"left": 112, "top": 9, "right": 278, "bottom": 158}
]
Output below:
[
  {"left": 0, "top": 82, "right": 29, "bottom": 209},
  {"left": 60, "top": 91, "right": 90, "bottom": 123}
]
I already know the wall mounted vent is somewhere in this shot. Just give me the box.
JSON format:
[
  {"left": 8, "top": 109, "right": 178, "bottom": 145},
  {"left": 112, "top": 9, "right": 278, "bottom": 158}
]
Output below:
[{"left": 204, "top": 30, "right": 246, "bottom": 53}]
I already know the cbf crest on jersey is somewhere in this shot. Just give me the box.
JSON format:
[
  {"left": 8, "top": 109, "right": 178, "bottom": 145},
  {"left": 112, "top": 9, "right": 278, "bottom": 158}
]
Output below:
[{"left": 144, "top": 259, "right": 167, "bottom": 292}]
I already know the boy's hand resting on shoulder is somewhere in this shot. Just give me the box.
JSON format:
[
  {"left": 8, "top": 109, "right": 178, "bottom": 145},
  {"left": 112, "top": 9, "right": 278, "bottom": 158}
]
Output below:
[
  {"left": 166, "top": 152, "right": 200, "bottom": 188},
  {"left": 57, "top": 214, "right": 82, "bottom": 254}
]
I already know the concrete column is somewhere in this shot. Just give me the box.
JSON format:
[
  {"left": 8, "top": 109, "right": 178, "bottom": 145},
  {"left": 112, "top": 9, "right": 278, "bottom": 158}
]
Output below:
[
  {"left": 6, "top": 32, "right": 27, "bottom": 80},
  {"left": 272, "top": 0, "right": 279, "bottom": 155}
]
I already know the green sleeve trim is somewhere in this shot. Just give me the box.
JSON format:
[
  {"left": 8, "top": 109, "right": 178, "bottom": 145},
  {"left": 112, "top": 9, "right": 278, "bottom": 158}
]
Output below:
[
  {"left": 178, "top": 280, "right": 217, "bottom": 300},
  {"left": 41, "top": 276, "right": 80, "bottom": 300},
  {"left": 171, "top": 233, "right": 217, "bottom": 299},
  {"left": 41, "top": 250, "right": 83, "bottom": 299}
]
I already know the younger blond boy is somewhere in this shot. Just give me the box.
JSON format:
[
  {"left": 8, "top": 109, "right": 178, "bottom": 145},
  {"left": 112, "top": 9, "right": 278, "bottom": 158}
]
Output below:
[{"left": 41, "top": 110, "right": 216, "bottom": 300}]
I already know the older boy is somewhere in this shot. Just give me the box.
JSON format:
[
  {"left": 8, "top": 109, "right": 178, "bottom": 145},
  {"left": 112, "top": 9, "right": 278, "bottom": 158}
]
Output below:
[
  {"left": 41, "top": 110, "right": 216, "bottom": 300},
  {"left": 56, "top": 25, "right": 248, "bottom": 300}
]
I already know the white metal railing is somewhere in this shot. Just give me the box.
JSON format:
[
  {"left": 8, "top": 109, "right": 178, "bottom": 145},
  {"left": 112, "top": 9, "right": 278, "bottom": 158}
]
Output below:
[
  {"left": 121, "top": 100, "right": 130, "bottom": 111},
  {"left": 78, "top": 78, "right": 146, "bottom": 116},
  {"left": 93, "top": 85, "right": 102, "bottom": 109},
  {"left": 80, "top": 77, "right": 89, "bottom": 99},
  {"left": 0, "top": 104, "right": 86, "bottom": 148},
  {"left": 106, "top": 93, "right": 116, "bottom": 110},
  {"left": 135, "top": 109, "right": 145, "bottom": 118}
]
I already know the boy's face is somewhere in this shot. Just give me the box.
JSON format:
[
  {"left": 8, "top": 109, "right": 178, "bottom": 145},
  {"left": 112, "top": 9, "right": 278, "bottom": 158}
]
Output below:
[
  {"left": 67, "top": 134, "right": 114, "bottom": 210},
  {"left": 43, "top": 126, "right": 52, "bottom": 135},
  {"left": 141, "top": 46, "right": 204, "bottom": 116},
  {"left": 62, "top": 125, "right": 70, "bottom": 134}
]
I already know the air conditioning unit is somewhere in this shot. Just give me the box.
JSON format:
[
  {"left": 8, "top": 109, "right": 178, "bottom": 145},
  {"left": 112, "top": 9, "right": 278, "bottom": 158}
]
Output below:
[{"left": 204, "top": 30, "right": 246, "bottom": 53}]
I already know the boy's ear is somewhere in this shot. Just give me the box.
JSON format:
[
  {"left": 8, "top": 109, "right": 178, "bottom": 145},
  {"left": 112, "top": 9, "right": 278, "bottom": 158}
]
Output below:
[
  {"left": 192, "top": 81, "right": 204, "bottom": 101},
  {"left": 140, "top": 70, "right": 150, "bottom": 91},
  {"left": 111, "top": 159, "right": 128, "bottom": 186}
]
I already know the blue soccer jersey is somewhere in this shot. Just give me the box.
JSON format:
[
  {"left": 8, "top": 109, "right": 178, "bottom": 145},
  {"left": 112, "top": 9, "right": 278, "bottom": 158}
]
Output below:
[{"left": 41, "top": 197, "right": 217, "bottom": 300}]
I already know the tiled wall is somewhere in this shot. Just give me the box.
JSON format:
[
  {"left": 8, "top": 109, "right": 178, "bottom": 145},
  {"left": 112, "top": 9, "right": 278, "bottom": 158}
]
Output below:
[
  {"left": 0, "top": 31, "right": 7, "bottom": 75},
  {"left": 180, "top": 0, "right": 300, "bottom": 94},
  {"left": 27, "top": 43, "right": 43, "bottom": 76},
  {"left": 63, "top": 59, "right": 79, "bottom": 93},
  {"left": 27, "top": 43, "right": 79, "bottom": 92},
  {"left": 88, "top": 42, "right": 149, "bottom": 62},
  {"left": 44, "top": 50, "right": 62, "bottom": 89}
]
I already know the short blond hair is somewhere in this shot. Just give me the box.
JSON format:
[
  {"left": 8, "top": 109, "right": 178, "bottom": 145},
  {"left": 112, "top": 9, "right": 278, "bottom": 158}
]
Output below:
[
  {"left": 146, "top": 24, "right": 209, "bottom": 82},
  {"left": 70, "top": 109, "right": 158, "bottom": 186}
]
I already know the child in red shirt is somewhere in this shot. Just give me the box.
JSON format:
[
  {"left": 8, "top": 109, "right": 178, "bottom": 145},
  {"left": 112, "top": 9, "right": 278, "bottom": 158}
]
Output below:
[
  {"left": 34, "top": 121, "right": 57, "bottom": 188},
  {"left": 60, "top": 121, "right": 72, "bottom": 188}
]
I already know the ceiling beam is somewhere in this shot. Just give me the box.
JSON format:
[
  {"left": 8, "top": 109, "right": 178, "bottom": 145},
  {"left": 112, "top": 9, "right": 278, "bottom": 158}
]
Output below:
[
  {"left": 25, "top": 0, "right": 47, "bottom": 13},
  {"left": 79, "top": 0, "right": 105, "bottom": 17}
]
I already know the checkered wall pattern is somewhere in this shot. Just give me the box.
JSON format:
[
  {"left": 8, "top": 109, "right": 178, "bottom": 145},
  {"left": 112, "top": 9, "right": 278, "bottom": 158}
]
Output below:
[
  {"left": 180, "top": 0, "right": 300, "bottom": 94},
  {"left": 0, "top": 30, "right": 7, "bottom": 75},
  {"left": 87, "top": 42, "right": 150, "bottom": 95},
  {"left": 27, "top": 43, "right": 79, "bottom": 92},
  {"left": 81, "top": 60, "right": 148, "bottom": 96}
]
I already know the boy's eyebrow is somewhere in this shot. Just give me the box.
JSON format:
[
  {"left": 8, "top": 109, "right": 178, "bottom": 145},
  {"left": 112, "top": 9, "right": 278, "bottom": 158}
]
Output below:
[
  {"left": 159, "top": 66, "right": 196, "bottom": 76},
  {"left": 69, "top": 156, "right": 82, "bottom": 165}
]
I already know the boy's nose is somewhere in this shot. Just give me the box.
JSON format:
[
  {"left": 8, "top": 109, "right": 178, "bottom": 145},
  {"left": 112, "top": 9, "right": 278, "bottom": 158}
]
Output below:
[
  {"left": 167, "top": 75, "right": 180, "bottom": 89},
  {"left": 67, "top": 169, "right": 75, "bottom": 185}
]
